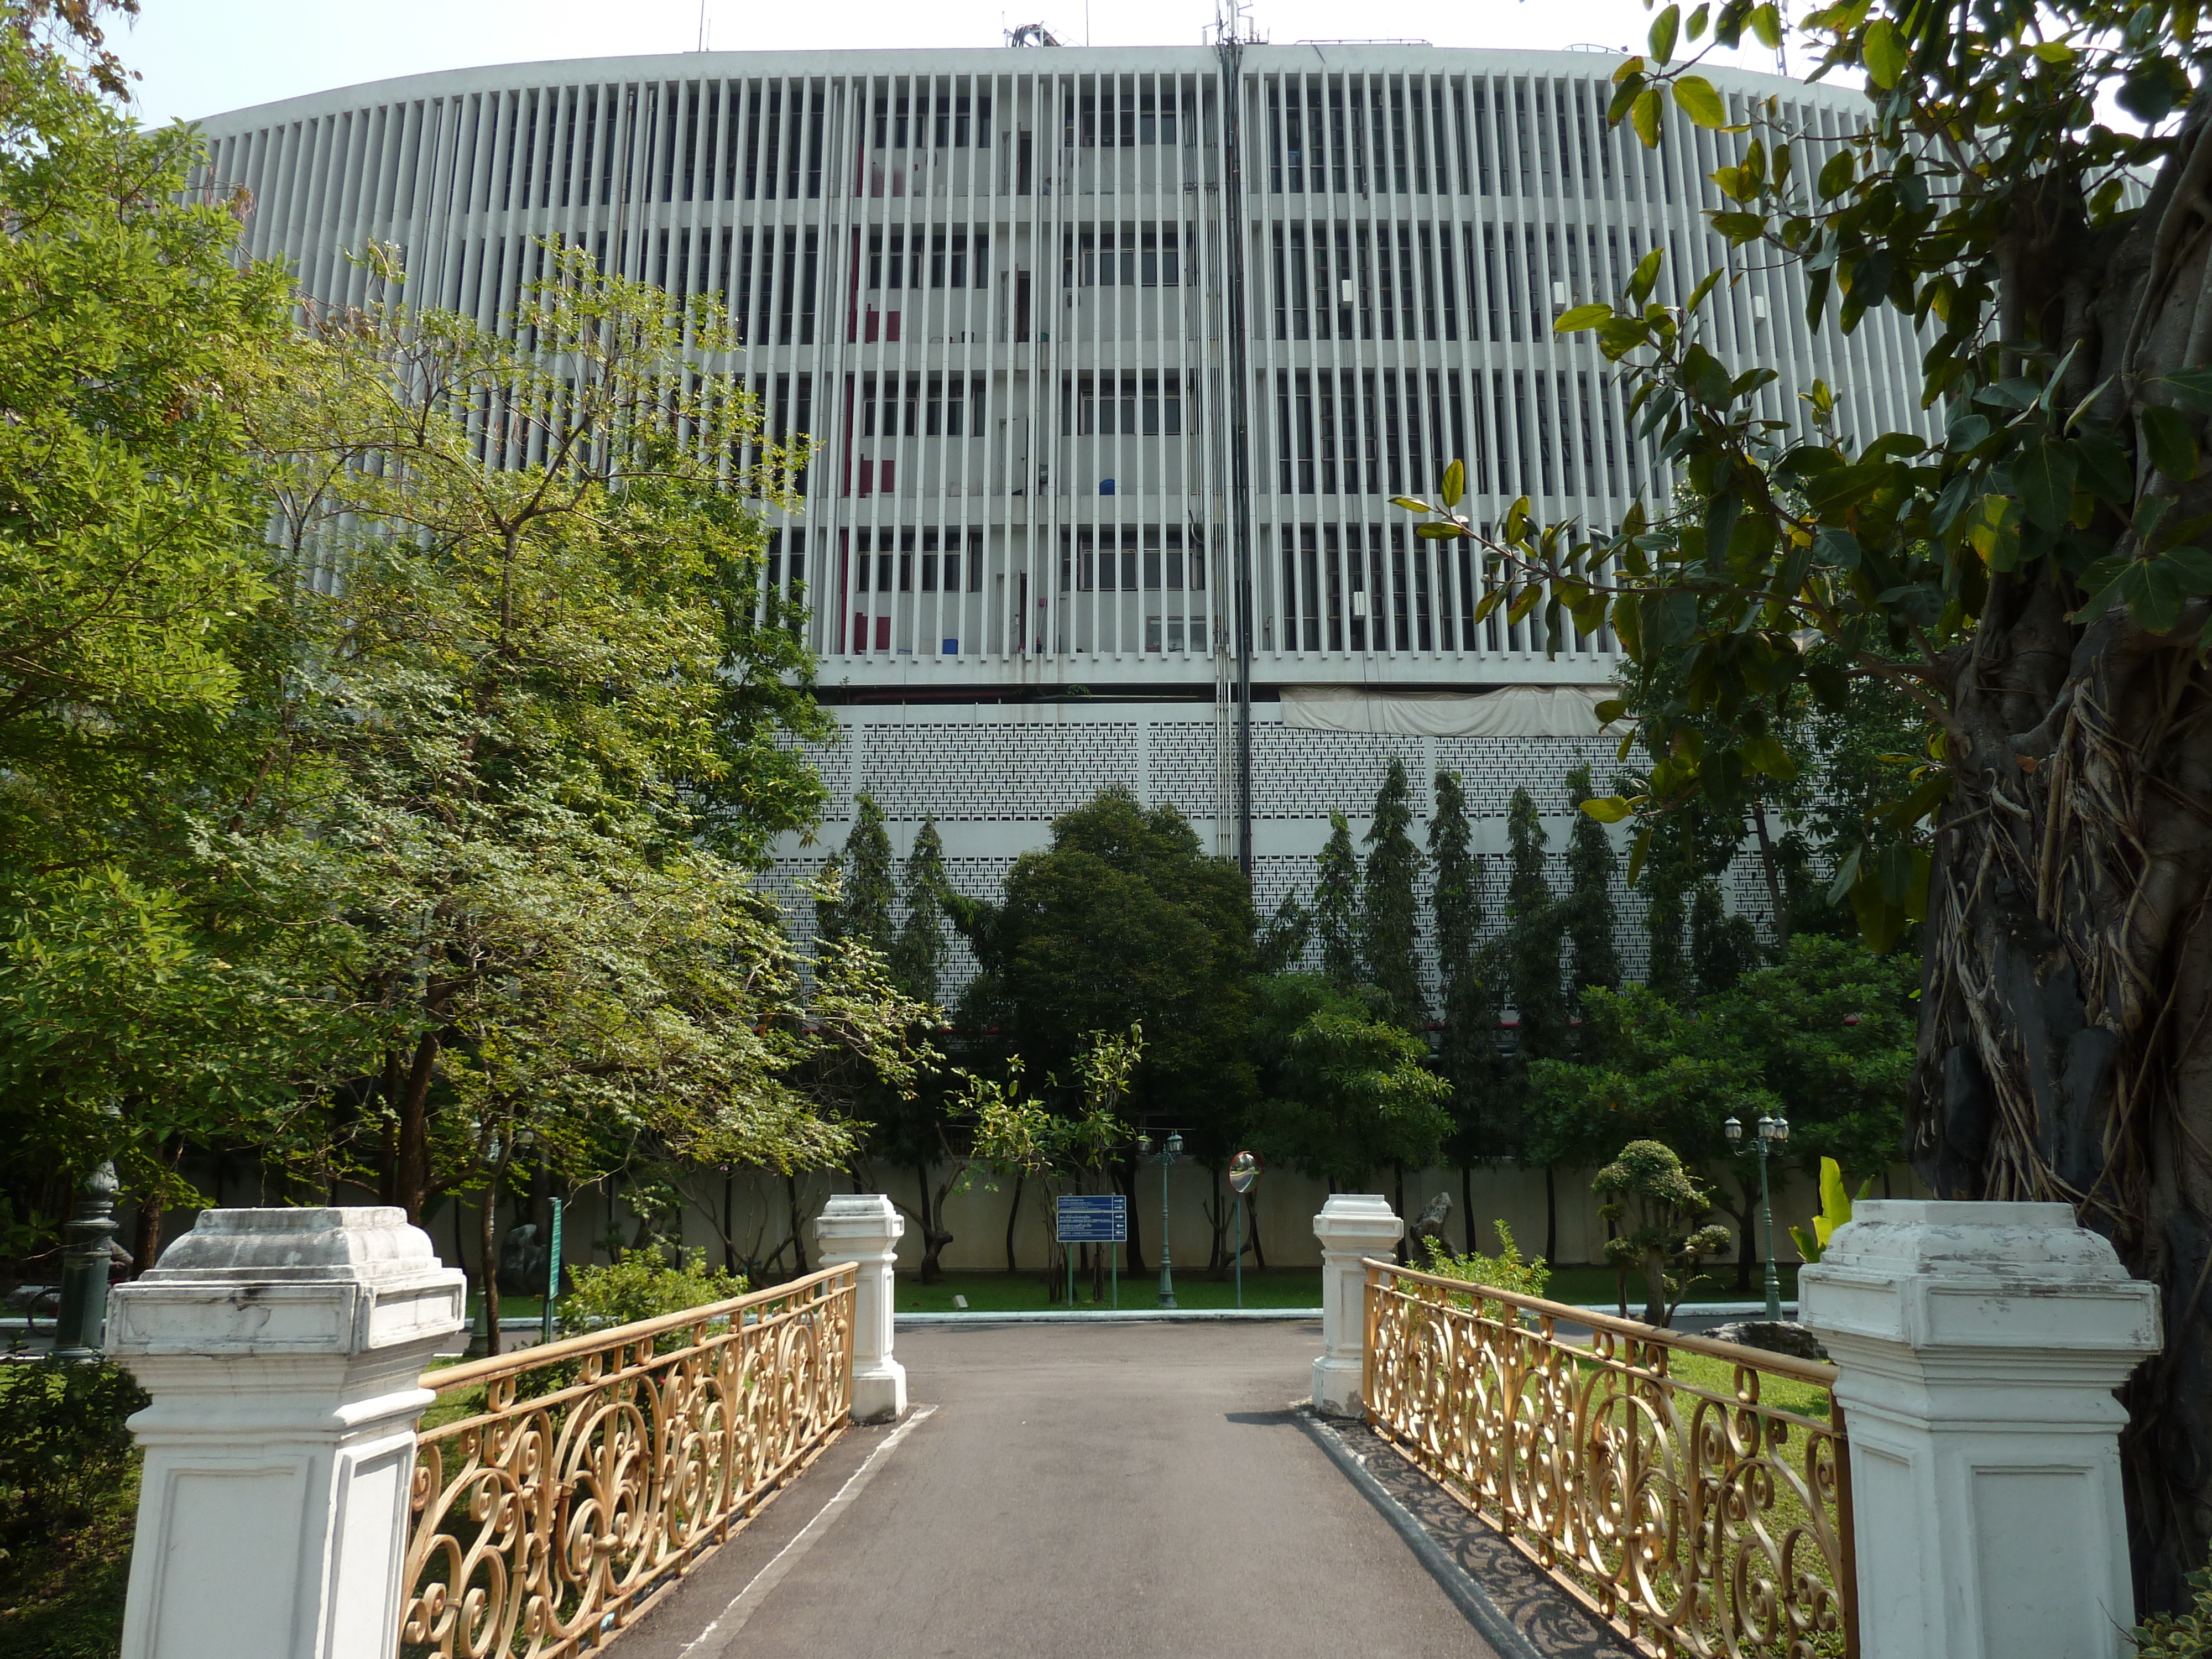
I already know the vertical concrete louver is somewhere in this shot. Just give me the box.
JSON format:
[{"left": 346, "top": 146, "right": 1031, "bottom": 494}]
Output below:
[{"left": 195, "top": 45, "right": 1931, "bottom": 986}]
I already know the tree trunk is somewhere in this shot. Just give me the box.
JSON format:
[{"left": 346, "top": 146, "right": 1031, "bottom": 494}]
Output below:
[
  {"left": 1640, "top": 1251, "right": 1666, "bottom": 1326},
  {"left": 915, "top": 1163, "right": 953, "bottom": 1284},
  {"left": 1544, "top": 1165, "right": 1558, "bottom": 1264},
  {"left": 1119, "top": 1163, "right": 1147, "bottom": 1276},
  {"left": 1750, "top": 801, "right": 1790, "bottom": 948},
  {"left": 1461, "top": 1165, "right": 1477, "bottom": 1255},
  {"left": 1004, "top": 1171, "right": 1024, "bottom": 1272},
  {"left": 132, "top": 1191, "right": 162, "bottom": 1280},
  {"left": 723, "top": 1173, "right": 737, "bottom": 1276},
  {"left": 1394, "top": 1162, "right": 1407, "bottom": 1265},
  {"left": 1889, "top": 134, "right": 2212, "bottom": 1613},
  {"left": 1718, "top": 1178, "right": 1757, "bottom": 1293},
  {"left": 393, "top": 1031, "right": 439, "bottom": 1224},
  {"left": 785, "top": 1173, "right": 809, "bottom": 1276},
  {"left": 478, "top": 1177, "right": 502, "bottom": 1358}
]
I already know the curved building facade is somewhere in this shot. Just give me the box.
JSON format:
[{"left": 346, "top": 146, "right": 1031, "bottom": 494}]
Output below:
[{"left": 197, "top": 44, "right": 1929, "bottom": 983}]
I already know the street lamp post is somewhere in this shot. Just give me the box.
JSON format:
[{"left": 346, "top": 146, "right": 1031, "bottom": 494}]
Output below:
[
  {"left": 51, "top": 1162, "right": 120, "bottom": 1362},
  {"left": 1725, "top": 1112, "right": 1791, "bottom": 1322},
  {"left": 1135, "top": 1131, "right": 1183, "bottom": 1309}
]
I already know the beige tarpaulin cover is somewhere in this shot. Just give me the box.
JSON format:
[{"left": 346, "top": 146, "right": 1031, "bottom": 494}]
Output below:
[{"left": 1278, "top": 684, "right": 1627, "bottom": 739}]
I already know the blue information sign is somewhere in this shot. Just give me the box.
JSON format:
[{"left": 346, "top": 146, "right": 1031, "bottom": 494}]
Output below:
[{"left": 1055, "top": 1193, "right": 1128, "bottom": 1244}]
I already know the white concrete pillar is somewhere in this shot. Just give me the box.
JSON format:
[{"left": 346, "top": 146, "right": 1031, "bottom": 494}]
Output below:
[
  {"left": 105, "top": 1206, "right": 466, "bottom": 1659},
  {"left": 816, "top": 1192, "right": 907, "bottom": 1422},
  {"left": 1311, "top": 1193, "right": 1403, "bottom": 1415},
  {"left": 1800, "top": 1199, "right": 2162, "bottom": 1659}
]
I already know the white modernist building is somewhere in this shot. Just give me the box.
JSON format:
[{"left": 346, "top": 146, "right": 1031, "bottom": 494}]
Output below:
[{"left": 195, "top": 41, "right": 1931, "bottom": 979}]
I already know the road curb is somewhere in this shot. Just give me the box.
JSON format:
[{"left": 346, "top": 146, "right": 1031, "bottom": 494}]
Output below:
[{"left": 1293, "top": 1406, "right": 1544, "bottom": 1659}]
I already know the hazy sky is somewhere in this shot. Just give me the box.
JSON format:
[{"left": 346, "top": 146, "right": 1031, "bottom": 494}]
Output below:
[{"left": 123, "top": 0, "right": 1785, "bottom": 127}]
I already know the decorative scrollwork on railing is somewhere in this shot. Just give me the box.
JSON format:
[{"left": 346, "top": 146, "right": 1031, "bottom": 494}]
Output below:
[
  {"left": 1363, "top": 1261, "right": 1855, "bottom": 1659},
  {"left": 401, "top": 1264, "right": 855, "bottom": 1659}
]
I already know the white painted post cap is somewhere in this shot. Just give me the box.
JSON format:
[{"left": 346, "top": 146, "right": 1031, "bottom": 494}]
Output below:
[
  {"left": 1312, "top": 1193, "right": 1406, "bottom": 1250},
  {"left": 109, "top": 1206, "right": 466, "bottom": 1358},
  {"left": 1802, "top": 1198, "right": 2162, "bottom": 1358},
  {"left": 815, "top": 1192, "right": 906, "bottom": 1250}
]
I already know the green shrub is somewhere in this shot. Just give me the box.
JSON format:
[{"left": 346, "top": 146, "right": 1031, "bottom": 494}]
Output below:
[
  {"left": 2134, "top": 1546, "right": 2212, "bottom": 1658},
  {"left": 556, "top": 1247, "right": 748, "bottom": 1339},
  {"left": 0, "top": 1359, "right": 148, "bottom": 1562},
  {"left": 1418, "top": 1221, "right": 1551, "bottom": 1302}
]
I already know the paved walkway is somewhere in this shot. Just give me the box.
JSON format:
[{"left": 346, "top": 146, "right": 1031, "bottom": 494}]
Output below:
[{"left": 620, "top": 1321, "right": 1630, "bottom": 1659}]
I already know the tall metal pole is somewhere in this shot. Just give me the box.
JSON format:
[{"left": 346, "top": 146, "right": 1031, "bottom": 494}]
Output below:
[
  {"left": 1218, "top": 32, "right": 1255, "bottom": 877},
  {"left": 53, "top": 1162, "right": 120, "bottom": 1361},
  {"left": 540, "top": 1196, "right": 564, "bottom": 1345},
  {"left": 1158, "top": 1155, "right": 1176, "bottom": 1309},
  {"left": 1233, "top": 1188, "right": 1244, "bottom": 1311},
  {"left": 1759, "top": 1142, "right": 1782, "bottom": 1323}
]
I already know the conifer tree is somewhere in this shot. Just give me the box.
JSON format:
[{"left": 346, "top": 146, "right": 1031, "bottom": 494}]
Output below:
[
  {"left": 814, "top": 851, "right": 847, "bottom": 946},
  {"left": 1642, "top": 823, "right": 1694, "bottom": 1004},
  {"left": 1256, "top": 893, "right": 1312, "bottom": 975},
  {"left": 890, "top": 817, "right": 952, "bottom": 1005},
  {"left": 841, "top": 793, "right": 898, "bottom": 959},
  {"left": 1432, "top": 769, "right": 1511, "bottom": 1246},
  {"left": 1430, "top": 771, "right": 1482, "bottom": 1014},
  {"left": 1504, "top": 787, "right": 1567, "bottom": 1062},
  {"left": 1563, "top": 764, "right": 1622, "bottom": 1015},
  {"left": 1313, "top": 810, "right": 1361, "bottom": 990},
  {"left": 1360, "top": 757, "right": 1425, "bottom": 1029},
  {"left": 1690, "top": 880, "right": 1760, "bottom": 999}
]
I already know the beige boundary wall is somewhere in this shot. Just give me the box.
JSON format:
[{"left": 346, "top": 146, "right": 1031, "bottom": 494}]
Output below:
[{"left": 136, "top": 1158, "right": 1928, "bottom": 1296}]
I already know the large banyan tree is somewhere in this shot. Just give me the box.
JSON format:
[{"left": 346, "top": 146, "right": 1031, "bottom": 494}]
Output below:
[{"left": 1400, "top": 0, "right": 2212, "bottom": 1610}]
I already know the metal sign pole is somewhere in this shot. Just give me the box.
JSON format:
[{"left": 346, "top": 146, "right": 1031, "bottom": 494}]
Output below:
[
  {"left": 1227, "top": 1151, "right": 1261, "bottom": 1317},
  {"left": 541, "top": 1197, "right": 563, "bottom": 1345},
  {"left": 1234, "top": 1189, "right": 1244, "bottom": 1311}
]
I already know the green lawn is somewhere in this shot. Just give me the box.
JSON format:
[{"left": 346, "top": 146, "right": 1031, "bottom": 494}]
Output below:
[{"left": 895, "top": 1262, "right": 1801, "bottom": 1314}]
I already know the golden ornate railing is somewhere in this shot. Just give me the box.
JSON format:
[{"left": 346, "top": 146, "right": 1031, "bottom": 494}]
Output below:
[
  {"left": 1362, "top": 1260, "right": 1855, "bottom": 1659},
  {"left": 400, "top": 1263, "right": 856, "bottom": 1658}
]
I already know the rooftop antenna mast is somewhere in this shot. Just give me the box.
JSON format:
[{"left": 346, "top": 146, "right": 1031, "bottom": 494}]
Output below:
[{"left": 696, "top": 0, "right": 709, "bottom": 51}]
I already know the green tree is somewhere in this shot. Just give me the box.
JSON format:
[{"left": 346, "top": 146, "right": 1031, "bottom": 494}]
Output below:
[
  {"left": 855, "top": 815, "right": 962, "bottom": 1284},
  {"left": 1527, "top": 936, "right": 1916, "bottom": 1291},
  {"left": 1431, "top": 769, "right": 1513, "bottom": 1246},
  {"left": 1594, "top": 1140, "right": 1734, "bottom": 1326},
  {"left": 963, "top": 1027, "right": 1140, "bottom": 1300},
  {"left": 954, "top": 787, "right": 1255, "bottom": 1271},
  {"left": 838, "top": 795, "right": 898, "bottom": 961},
  {"left": 1248, "top": 974, "right": 1452, "bottom": 1192},
  {"left": 251, "top": 243, "right": 913, "bottom": 1237},
  {"left": 1360, "top": 758, "right": 1425, "bottom": 1029},
  {"left": 890, "top": 817, "right": 952, "bottom": 1005},
  {"left": 1563, "top": 764, "right": 1623, "bottom": 1013},
  {"left": 0, "top": 18, "right": 331, "bottom": 1241},
  {"left": 1255, "top": 893, "right": 1312, "bottom": 975},
  {"left": 1503, "top": 789, "right": 1567, "bottom": 1061},
  {"left": 1399, "top": 0, "right": 2212, "bottom": 1590},
  {"left": 1313, "top": 811, "right": 1362, "bottom": 990}
]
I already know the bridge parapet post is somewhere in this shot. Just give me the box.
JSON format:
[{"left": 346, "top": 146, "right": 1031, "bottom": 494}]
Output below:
[
  {"left": 105, "top": 1206, "right": 466, "bottom": 1659},
  {"left": 817, "top": 1192, "right": 908, "bottom": 1422},
  {"left": 1801, "top": 1199, "right": 2161, "bottom": 1659},
  {"left": 1311, "top": 1194, "right": 1402, "bottom": 1416}
]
